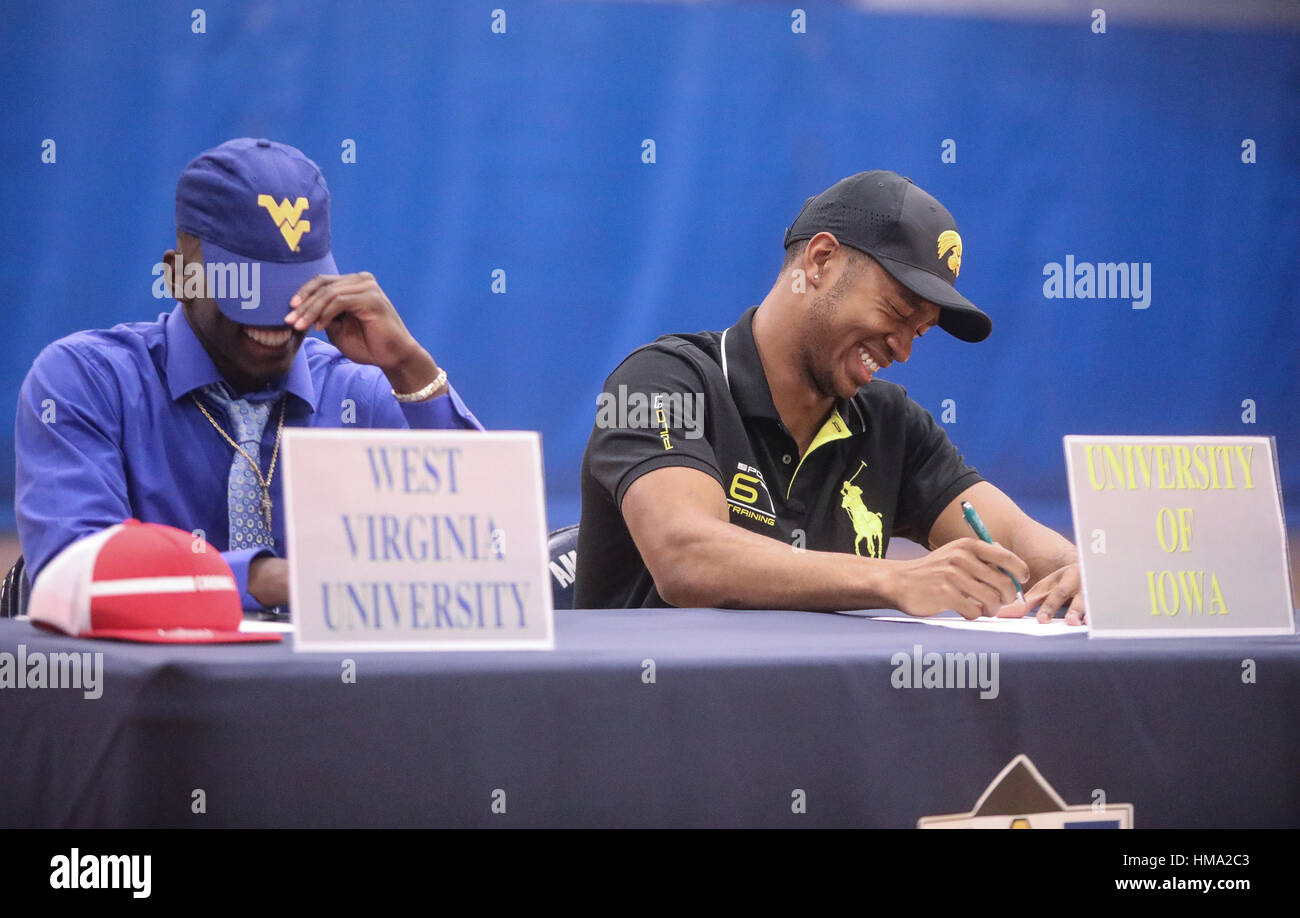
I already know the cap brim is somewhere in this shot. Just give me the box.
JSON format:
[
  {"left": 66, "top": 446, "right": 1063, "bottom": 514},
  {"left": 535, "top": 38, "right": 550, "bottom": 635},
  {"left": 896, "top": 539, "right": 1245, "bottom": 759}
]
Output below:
[
  {"left": 198, "top": 239, "right": 338, "bottom": 326},
  {"left": 83, "top": 627, "right": 282, "bottom": 644},
  {"left": 870, "top": 253, "right": 992, "bottom": 343},
  {"left": 31, "top": 620, "right": 282, "bottom": 643}
]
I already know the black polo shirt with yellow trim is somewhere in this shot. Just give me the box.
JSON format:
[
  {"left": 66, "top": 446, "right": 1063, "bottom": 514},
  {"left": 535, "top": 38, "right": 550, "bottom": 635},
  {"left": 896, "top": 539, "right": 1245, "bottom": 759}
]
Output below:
[{"left": 574, "top": 305, "right": 982, "bottom": 609}]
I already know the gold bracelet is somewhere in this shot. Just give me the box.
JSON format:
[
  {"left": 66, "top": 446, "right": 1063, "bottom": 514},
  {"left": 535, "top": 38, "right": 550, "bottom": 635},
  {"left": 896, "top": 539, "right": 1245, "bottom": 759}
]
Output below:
[{"left": 392, "top": 367, "right": 448, "bottom": 403}]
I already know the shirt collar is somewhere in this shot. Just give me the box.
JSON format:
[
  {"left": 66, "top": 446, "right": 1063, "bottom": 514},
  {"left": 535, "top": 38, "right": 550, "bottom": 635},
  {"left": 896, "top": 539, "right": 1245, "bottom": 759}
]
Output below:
[
  {"left": 720, "top": 305, "right": 864, "bottom": 434},
  {"left": 164, "top": 304, "right": 318, "bottom": 410},
  {"left": 720, "top": 306, "right": 781, "bottom": 423}
]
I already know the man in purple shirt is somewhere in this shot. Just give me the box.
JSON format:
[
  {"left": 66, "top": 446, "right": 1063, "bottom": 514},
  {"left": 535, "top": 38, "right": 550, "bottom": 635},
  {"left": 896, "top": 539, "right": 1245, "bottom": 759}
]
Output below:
[{"left": 15, "top": 138, "right": 481, "bottom": 614}]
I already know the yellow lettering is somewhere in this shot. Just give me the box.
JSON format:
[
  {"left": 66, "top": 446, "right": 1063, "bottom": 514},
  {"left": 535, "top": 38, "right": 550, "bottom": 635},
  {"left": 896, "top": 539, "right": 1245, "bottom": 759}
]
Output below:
[
  {"left": 1156, "top": 447, "right": 1175, "bottom": 488},
  {"left": 1149, "top": 570, "right": 1226, "bottom": 618},
  {"left": 1191, "top": 444, "right": 1212, "bottom": 489},
  {"left": 1233, "top": 445, "right": 1254, "bottom": 489},
  {"left": 1208, "top": 572, "right": 1228, "bottom": 614},
  {"left": 1173, "top": 445, "right": 1193, "bottom": 489},
  {"left": 1175, "top": 508, "right": 1193, "bottom": 551},
  {"left": 1157, "top": 570, "right": 1179, "bottom": 615},
  {"left": 1155, "top": 508, "right": 1180, "bottom": 553},
  {"left": 1134, "top": 446, "right": 1153, "bottom": 489},
  {"left": 1146, "top": 571, "right": 1161, "bottom": 615},
  {"left": 1177, "top": 570, "right": 1204, "bottom": 614},
  {"left": 1102, "top": 446, "right": 1125, "bottom": 490},
  {"left": 728, "top": 503, "right": 775, "bottom": 526},
  {"left": 729, "top": 473, "right": 760, "bottom": 505},
  {"left": 1217, "top": 446, "right": 1235, "bottom": 489},
  {"left": 1085, "top": 445, "right": 1107, "bottom": 490},
  {"left": 656, "top": 407, "right": 673, "bottom": 451}
]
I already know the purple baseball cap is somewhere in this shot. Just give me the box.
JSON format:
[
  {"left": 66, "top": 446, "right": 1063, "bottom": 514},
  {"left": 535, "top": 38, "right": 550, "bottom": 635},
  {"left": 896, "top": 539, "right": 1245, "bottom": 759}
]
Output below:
[{"left": 175, "top": 138, "right": 337, "bottom": 326}]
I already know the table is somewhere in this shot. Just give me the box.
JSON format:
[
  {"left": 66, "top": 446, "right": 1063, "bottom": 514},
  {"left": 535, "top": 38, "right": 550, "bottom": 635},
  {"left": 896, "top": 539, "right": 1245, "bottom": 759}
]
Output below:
[{"left": 1, "top": 612, "right": 1296, "bottom": 828}]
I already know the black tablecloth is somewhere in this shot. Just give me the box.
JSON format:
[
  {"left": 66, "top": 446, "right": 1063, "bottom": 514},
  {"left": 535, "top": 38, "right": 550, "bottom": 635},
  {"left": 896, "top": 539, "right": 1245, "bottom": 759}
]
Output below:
[{"left": 1, "top": 611, "right": 1296, "bottom": 827}]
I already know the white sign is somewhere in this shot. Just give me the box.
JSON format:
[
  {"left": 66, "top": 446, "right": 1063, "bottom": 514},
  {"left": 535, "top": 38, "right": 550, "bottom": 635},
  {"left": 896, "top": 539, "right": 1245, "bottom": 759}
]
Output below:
[
  {"left": 919, "top": 754, "right": 1133, "bottom": 829},
  {"left": 281, "top": 429, "right": 554, "bottom": 652},
  {"left": 1064, "top": 435, "right": 1295, "bottom": 638}
]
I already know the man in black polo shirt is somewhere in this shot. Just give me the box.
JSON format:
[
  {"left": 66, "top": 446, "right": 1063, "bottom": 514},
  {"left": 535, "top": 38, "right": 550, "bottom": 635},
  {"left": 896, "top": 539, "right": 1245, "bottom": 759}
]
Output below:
[{"left": 575, "top": 171, "right": 1084, "bottom": 624}]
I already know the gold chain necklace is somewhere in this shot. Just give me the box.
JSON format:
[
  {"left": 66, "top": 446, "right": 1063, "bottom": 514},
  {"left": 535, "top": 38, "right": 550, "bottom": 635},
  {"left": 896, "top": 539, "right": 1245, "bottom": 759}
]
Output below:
[{"left": 191, "top": 395, "right": 286, "bottom": 530}]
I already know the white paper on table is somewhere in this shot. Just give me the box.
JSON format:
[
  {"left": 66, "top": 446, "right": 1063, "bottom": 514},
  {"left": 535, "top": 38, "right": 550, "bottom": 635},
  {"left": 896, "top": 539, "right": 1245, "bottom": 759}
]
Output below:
[
  {"left": 239, "top": 620, "right": 295, "bottom": 634},
  {"left": 871, "top": 616, "right": 1086, "bottom": 636}
]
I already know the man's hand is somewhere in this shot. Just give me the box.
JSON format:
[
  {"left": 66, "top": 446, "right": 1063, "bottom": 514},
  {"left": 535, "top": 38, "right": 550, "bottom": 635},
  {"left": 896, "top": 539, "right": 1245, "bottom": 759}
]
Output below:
[
  {"left": 888, "top": 538, "right": 1031, "bottom": 620},
  {"left": 286, "top": 272, "right": 441, "bottom": 393},
  {"left": 248, "top": 556, "right": 290, "bottom": 608},
  {"left": 929, "top": 483, "right": 1085, "bottom": 626},
  {"left": 1016, "top": 562, "right": 1086, "bottom": 625}
]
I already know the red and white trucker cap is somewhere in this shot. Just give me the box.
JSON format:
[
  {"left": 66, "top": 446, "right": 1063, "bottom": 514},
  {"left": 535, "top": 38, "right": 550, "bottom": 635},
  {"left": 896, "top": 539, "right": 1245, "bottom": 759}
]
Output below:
[{"left": 28, "top": 519, "right": 282, "bottom": 643}]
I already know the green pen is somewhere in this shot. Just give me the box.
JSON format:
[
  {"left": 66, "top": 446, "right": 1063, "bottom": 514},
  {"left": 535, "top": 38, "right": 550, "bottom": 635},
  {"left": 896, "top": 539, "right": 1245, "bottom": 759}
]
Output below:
[{"left": 960, "top": 500, "right": 1025, "bottom": 604}]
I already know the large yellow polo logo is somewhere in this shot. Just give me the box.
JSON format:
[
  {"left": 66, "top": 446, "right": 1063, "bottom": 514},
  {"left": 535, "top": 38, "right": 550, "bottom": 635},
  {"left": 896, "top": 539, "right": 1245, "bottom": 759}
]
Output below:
[
  {"left": 257, "top": 194, "right": 311, "bottom": 251},
  {"left": 937, "top": 230, "right": 962, "bottom": 278},
  {"left": 840, "top": 461, "right": 883, "bottom": 558}
]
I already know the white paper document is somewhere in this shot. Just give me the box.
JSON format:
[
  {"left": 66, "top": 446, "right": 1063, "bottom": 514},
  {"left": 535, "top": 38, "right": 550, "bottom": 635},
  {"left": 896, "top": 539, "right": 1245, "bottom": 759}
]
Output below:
[
  {"left": 871, "top": 616, "right": 1086, "bottom": 637},
  {"left": 239, "top": 620, "right": 295, "bottom": 634}
]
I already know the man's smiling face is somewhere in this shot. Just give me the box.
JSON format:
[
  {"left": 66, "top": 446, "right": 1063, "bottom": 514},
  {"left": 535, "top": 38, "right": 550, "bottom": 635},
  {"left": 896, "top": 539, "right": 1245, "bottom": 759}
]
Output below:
[
  {"left": 798, "top": 248, "right": 940, "bottom": 400},
  {"left": 168, "top": 232, "right": 305, "bottom": 394}
]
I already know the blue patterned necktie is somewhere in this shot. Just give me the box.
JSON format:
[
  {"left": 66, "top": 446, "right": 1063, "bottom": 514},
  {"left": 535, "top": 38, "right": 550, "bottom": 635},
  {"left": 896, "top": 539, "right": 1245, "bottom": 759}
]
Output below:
[{"left": 200, "top": 383, "right": 277, "bottom": 551}]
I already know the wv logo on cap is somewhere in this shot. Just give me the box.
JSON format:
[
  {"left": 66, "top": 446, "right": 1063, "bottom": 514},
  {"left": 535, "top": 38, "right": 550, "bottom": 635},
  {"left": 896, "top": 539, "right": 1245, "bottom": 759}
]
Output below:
[
  {"left": 937, "top": 230, "right": 962, "bottom": 278},
  {"left": 257, "top": 194, "right": 311, "bottom": 251}
]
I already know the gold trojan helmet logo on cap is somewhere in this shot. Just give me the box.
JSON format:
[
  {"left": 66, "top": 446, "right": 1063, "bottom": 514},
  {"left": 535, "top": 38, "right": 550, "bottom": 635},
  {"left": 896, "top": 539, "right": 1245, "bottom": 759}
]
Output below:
[
  {"left": 257, "top": 194, "right": 311, "bottom": 251},
  {"left": 937, "top": 230, "right": 962, "bottom": 278}
]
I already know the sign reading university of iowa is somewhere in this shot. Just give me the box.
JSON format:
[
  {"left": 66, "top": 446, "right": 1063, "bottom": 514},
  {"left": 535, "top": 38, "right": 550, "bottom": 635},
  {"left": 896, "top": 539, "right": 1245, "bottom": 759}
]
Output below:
[
  {"left": 919, "top": 755, "right": 1133, "bottom": 829},
  {"left": 1064, "top": 435, "right": 1294, "bottom": 637}
]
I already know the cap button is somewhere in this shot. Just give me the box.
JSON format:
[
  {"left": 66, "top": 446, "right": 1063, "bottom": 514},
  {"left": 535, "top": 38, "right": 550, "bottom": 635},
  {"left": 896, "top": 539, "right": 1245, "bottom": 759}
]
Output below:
[{"left": 256, "top": 138, "right": 271, "bottom": 148}]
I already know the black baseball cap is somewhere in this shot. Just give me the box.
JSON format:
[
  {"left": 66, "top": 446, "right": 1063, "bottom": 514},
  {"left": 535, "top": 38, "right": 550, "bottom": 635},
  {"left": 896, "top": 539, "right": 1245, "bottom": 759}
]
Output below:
[{"left": 784, "top": 170, "right": 992, "bottom": 342}]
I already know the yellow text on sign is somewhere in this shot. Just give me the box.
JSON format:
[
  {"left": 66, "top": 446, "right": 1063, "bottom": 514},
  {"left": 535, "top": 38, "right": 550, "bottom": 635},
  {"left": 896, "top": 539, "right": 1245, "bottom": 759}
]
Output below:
[
  {"left": 1145, "top": 570, "right": 1228, "bottom": 616},
  {"left": 1155, "top": 507, "right": 1194, "bottom": 553}
]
